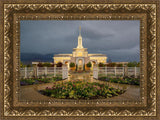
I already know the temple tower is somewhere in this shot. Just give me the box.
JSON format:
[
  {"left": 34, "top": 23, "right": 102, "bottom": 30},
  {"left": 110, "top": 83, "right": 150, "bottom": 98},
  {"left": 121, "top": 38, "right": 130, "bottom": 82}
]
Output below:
[{"left": 77, "top": 26, "right": 83, "bottom": 49}]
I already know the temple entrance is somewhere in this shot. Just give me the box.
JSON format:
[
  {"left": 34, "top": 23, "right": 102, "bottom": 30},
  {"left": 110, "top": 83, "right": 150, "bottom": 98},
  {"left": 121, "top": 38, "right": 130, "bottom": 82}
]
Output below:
[
  {"left": 78, "top": 59, "right": 83, "bottom": 71},
  {"left": 76, "top": 58, "right": 84, "bottom": 71}
]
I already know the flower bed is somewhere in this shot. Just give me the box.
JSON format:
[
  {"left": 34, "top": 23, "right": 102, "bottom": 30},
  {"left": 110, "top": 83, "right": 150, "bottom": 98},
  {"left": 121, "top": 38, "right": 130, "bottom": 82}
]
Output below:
[
  {"left": 98, "top": 76, "right": 140, "bottom": 85},
  {"left": 40, "top": 80, "right": 125, "bottom": 100},
  {"left": 20, "top": 76, "right": 62, "bottom": 86}
]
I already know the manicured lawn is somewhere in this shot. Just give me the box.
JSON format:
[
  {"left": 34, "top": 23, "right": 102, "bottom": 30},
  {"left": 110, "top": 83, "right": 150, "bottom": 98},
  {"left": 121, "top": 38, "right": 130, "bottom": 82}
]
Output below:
[
  {"left": 20, "top": 76, "right": 62, "bottom": 86},
  {"left": 40, "top": 80, "right": 125, "bottom": 100},
  {"left": 98, "top": 76, "right": 140, "bottom": 85}
]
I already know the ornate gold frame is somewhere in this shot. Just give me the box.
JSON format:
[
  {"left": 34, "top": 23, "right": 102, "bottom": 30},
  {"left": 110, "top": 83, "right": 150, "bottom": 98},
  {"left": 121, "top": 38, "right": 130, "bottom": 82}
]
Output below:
[{"left": 0, "top": 0, "right": 160, "bottom": 119}]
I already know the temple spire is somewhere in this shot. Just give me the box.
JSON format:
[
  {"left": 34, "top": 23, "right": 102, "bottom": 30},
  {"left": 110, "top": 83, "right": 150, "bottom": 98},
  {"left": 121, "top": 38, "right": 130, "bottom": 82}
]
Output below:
[
  {"left": 79, "top": 26, "right": 81, "bottom": 36},
  {"left": 77, "top": 26, "right": 83, "bottom": 48}
]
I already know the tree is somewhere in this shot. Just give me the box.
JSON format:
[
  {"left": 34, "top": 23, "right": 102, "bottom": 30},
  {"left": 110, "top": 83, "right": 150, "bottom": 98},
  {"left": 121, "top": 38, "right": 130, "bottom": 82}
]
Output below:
[
  {"left": 136, "top": 62, "right": 140, "bottom": 67},
  {"left": 51, "top": 63, "right": 55, "bottom": 67},
  {"left": 70, "top": 62, "right": 75, "bottom": 67},
  {"left": 127, "top": 61, "right": 138, "bottom": 67},
  {"left": 106, "top": 63, "right": 116, "bottom": 67},
  {"left": 37, "top": 62, "right": 43, "bottom": 67},
  {"left": 86, "top": 62, "right": 92, "bottom": 67},
  {"left": 27, "top": 64, "right": 31, "bottom": 67},
  {"left": 43, "top": 62, "right": 52, "bottom": 67},
  {"left": 20, "top": 61, "right": 26, "bottom": 68},
  {"left": 98, "top": 62, "right": 105, "bottom": 67},
  {"left": 116, "top": 64, "right": 123, "bottom": 67},
  {"left": 57, "top": 62, "right": 63, "bottom": 67}
]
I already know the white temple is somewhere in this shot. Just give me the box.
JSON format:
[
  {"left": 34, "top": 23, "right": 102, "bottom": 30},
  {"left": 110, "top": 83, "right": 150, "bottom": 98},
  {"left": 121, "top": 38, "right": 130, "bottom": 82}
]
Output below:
[{"left": 53, "top": 26, "right": 107, "bottom": 70}]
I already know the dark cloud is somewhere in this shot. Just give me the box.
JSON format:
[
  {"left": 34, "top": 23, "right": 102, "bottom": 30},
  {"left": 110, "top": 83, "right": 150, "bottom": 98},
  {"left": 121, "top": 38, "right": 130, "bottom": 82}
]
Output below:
[{"left": 20, "top": 20, "right": 140, "bottom": 62}]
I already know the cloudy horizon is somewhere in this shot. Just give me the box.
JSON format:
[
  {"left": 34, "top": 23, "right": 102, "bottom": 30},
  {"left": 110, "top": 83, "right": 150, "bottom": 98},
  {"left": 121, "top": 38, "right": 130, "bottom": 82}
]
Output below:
[{"left": 20, "top": 20, "right": 140, "bottom": 62}]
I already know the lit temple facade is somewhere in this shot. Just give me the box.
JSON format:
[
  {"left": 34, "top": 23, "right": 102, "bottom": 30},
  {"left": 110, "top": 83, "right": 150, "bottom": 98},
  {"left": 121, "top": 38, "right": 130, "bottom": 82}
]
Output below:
[{"left": 53, "top": 26, "right": 107, "bottom": 70}]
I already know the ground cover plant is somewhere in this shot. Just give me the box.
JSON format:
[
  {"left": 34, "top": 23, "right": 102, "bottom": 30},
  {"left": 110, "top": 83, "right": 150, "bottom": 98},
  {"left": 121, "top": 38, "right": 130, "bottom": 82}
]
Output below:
[
  {"left": 98, "top": 75, "right": 140, "bottom": 85},
  {"left": 20, "top": 76, "right": 62, "bottom": 86},
  {"left": 40, "top": 80, "right": 125, "bottom": 100}
]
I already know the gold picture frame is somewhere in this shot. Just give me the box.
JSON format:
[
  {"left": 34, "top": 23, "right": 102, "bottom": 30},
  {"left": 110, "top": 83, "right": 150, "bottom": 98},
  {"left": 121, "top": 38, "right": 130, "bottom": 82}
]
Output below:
[{"left": 0, "top": 0, "right": 160, "bottom": 119}]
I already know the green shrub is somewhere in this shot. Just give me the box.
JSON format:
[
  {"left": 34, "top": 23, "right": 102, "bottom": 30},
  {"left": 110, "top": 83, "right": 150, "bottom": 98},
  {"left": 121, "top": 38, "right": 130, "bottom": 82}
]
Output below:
[
  {"left": 27, "top": 64, "right": 31, "bottom": 67},
  {"left": 43, "top": 62, "right": 52, "bottom": 67},
  {"left": 70, "top": 62, "right": 75, "bottom": 67},
  {"left": 127, "top": 61, "right": 139, "bottom": 67},
  {"left": 98, "top": 62, "right": 105, "bottom": 67},
  {"left": 20, "top": 76, "right": 63, "bottom": 86},
  {"left": 57, "top": 62, "right": 63, "bottom": 67},
  {"left": 116, "top": 64, "right": 123, "bottom": 67},
  {"left": 98, "top": 76, "right": 140, "bottom": 85},
  {"left": 20, "top": 62, "right": 26, "bottom": 68},
  {"left": 107, "top": 63, "right": 116, "bottom": 67},
  {"left": 37, "top": 62, "right": 43, "bottom": 67},
  {"left": 86, "top": 62, "right": 92, "bottom": 67}
]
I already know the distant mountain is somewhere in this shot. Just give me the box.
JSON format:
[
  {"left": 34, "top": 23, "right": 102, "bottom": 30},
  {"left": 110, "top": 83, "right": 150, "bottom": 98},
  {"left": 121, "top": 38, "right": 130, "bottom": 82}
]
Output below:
[
  {"left": 20, "top": 53, "right": 58, "bottom": 65},
  {"left": 106, "top": 54, "right": 140, "bottom": 63},
  {"left": 21, "top": 52, "right": 140, "bottom": 65}
]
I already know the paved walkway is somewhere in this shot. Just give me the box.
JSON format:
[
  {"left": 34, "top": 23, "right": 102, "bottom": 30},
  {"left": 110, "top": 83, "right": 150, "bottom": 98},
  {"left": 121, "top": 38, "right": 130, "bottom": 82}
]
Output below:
[{"left": 19, "top": 73, "right": 140, "bottom": 102}]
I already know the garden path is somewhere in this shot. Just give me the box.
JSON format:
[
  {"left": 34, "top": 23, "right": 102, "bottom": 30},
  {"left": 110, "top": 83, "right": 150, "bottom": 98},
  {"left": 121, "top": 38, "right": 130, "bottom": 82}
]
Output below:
[{"left": 19, "top": 73, "right": 140, "bottom": 103}]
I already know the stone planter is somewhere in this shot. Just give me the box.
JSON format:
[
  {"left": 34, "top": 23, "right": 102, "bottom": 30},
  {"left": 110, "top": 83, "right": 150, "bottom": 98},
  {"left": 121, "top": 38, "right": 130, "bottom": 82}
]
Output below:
[
  {"left": 70, "top": 67, "right": 75, "bottom": 71},
  {"left": 85, "top": 67, "right": 91, "bottom": 71}
]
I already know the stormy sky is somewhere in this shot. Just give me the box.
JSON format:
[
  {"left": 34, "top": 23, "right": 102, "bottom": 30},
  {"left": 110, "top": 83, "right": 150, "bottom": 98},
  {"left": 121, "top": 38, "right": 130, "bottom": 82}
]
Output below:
[{"left": 20, "top": 20, "right": 140, "bottom": 62}]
